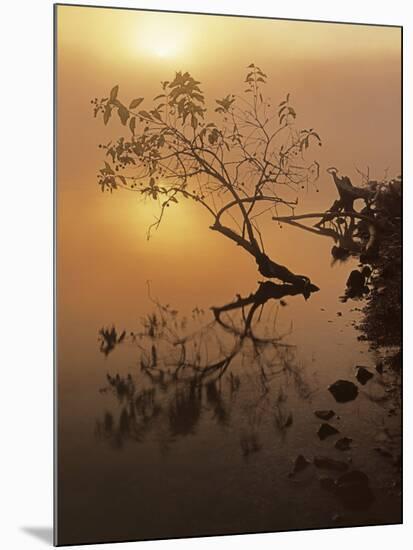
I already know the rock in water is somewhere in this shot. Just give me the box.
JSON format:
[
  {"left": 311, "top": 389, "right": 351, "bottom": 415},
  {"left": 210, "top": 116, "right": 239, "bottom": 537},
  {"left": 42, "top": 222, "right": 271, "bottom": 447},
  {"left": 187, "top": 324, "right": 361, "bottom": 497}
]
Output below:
[
  {"left": 328, "top": 380, "right": 359, "bottom": 402},
  {"left": 335, "top": 470, "right": 374, "bottom": 510},
  {"left": 356, "top": 366, "right": 374, "bottom": 385},
  {"left": 314, "top": 456, "right": 349, "bottom": 472},
  {"left": 319, "top": 476, "right": 336, "bottom": 492},
  {"left": 374, "top": 446, "right": 392, "bottom": 458},
  {"left": 314, "top": 410, "right": 335, "bottom": 421},
  {"left": 289, "top": 454, "right": 310, "bottom": 477},
  {"left": 335, "top": 437, "right": 352, "bottom": 451},
  {"left": 318, "top": 423, "right": 340, "bottom": 440}
]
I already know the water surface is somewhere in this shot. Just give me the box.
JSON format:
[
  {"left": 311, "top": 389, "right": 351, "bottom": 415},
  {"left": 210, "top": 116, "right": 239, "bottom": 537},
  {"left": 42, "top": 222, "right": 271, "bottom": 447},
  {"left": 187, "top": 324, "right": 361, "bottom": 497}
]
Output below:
[{"left": 57, "top": 221, "right": 401, "bottom": 544}]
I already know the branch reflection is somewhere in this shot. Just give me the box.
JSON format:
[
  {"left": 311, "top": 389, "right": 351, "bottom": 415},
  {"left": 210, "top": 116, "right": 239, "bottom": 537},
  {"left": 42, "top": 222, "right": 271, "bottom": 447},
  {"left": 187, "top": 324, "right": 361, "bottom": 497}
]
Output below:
[{"left": 95, "top": 282, "right": 318, "bottom": 454}]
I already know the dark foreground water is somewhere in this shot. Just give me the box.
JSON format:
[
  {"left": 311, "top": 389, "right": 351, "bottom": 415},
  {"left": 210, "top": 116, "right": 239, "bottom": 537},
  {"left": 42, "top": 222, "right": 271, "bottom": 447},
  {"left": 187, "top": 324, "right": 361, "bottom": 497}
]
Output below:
[{"left": 56, "top": 229, "right": 401, "bottom": 545}]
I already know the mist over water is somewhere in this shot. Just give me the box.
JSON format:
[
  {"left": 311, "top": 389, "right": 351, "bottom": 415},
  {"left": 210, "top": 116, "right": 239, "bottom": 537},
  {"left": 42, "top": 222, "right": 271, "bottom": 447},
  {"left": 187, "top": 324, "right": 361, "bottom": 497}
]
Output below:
[
  {"left": 57, "top": 223, "right": 401, "bottom": 544},
  {"left": 56, "top": 6, "right": 401, "bottom": 545}
]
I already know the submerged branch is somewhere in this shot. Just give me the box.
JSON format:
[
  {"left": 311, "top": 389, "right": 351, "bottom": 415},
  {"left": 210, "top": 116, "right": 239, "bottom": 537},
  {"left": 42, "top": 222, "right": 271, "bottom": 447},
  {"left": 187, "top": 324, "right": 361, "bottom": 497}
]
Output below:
[{"left": 272, "top": 212, "right": 378, "bottom": 225}]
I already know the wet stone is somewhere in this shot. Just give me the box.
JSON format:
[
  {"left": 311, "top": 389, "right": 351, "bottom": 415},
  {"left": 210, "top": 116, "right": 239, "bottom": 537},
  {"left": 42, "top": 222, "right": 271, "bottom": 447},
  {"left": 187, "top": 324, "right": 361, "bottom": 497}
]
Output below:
[
  {"left": 289, "top": 454, "right": 311, "bottom": 477},
  {"left": 314, "top": 456, "right": 348, "bottom": 472},
  {"left": 356, "top": 366, "right": 374, "bottom": 385},
  {"left": 319, "top": 476, "right": 336, "bottom": 492},
  {"left": 318, "top": 423, "right": 339, "bottom": 440},
  {"left": 335, "top": 470, "right": 374, "bottom": 510},
  {"left": 374, "top": 446, "right": 392, "bottom": 459},
  {"left": 335, "top": 437, "right": 352, "bottom": 451},
  {"left": 314, "top": 410, "right": 335, "bottom": 421},
  {"left": 328, "top": 380, "right": 359, "bottom": 403}
]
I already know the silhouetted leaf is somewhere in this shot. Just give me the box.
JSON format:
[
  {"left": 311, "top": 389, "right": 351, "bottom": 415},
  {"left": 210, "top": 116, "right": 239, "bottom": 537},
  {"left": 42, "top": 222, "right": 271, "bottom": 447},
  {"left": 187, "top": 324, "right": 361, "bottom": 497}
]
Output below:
[
  {"left": 104, "top": 161, "right": 114, "bottom": 174},
  {"left": 110, "top": 85, "right": 119, "bottom": 101},
  {"left": 138, "top": 110, "right": 152, "bottom": 119},
  {"left": 278, "top": 106, "right": 287, "bottom": 117},
  {"left": 151, "top": 110, "right": 162, "bottom": 121},
  {"left": 118, "top": 105, "right": 129, "bottom": 125},
  {"left": 129, "top": 98, "right": 144, "bottom": 109},
  {"left": 103, "top": 105, "right": 111, "bottom": 125}
]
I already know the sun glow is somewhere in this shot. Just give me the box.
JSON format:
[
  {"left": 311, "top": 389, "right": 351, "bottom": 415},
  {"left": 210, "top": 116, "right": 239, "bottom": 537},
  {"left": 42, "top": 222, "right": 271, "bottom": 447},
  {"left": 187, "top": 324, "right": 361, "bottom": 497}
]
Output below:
[
  {"left": 136, "top": 15, "right": 192, "bottom": 59},
  {"left": 152, "top": 42, "right": 179, "bottom": 59}
]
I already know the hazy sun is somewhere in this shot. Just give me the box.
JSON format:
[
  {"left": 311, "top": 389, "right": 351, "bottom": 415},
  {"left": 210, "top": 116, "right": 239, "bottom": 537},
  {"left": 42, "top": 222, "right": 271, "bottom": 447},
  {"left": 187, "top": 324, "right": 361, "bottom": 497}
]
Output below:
[
  {"left": 136, "top": 14, "right": 191, "bottom": 59},
  {"left": 152, "top": 41, "right": 179, "bottom": 58}
]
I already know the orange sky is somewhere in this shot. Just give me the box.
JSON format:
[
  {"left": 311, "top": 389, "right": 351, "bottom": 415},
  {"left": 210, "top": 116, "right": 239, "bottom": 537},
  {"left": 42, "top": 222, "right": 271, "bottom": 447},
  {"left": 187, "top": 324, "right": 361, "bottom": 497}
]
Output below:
[{"left": 56, "top": 5, "right": 401, "bottom": 318}]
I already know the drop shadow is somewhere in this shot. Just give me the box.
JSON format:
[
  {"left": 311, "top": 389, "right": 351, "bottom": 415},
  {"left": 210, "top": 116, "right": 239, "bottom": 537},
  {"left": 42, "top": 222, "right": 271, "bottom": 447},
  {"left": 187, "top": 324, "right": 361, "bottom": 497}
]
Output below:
[{"left": 21, "top": 527, "right": 53, "bottom": 545}]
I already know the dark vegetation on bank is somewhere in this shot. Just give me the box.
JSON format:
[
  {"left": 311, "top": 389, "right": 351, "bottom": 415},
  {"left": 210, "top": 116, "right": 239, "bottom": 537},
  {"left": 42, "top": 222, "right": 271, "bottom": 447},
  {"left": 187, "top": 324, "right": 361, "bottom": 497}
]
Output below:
[
  {"left": 272, "top": 167, "right": 402, "bottom": 365},
  {"left": 355, "top": 176, "right": 402, "bottom": 366}
]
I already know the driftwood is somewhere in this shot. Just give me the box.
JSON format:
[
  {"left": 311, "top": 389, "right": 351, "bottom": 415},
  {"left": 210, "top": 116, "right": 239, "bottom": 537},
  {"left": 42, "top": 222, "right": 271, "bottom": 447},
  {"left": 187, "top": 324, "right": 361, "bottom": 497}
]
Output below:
[
  {"left": 272, "top": 168, "right": 378, "bottom": 255},
  {"left": 312, "top": 168, "right": 372, "bottom": 228},
  {"left": 326, "top": 167, "right": 373, "bottom": 210}
]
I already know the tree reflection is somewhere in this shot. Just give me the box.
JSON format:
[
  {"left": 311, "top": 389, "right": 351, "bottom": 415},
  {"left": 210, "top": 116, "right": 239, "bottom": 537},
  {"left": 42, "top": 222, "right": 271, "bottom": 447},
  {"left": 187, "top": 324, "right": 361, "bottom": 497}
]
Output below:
[{"left": 95, "top": 281, "right": 317, "bottom": 453}]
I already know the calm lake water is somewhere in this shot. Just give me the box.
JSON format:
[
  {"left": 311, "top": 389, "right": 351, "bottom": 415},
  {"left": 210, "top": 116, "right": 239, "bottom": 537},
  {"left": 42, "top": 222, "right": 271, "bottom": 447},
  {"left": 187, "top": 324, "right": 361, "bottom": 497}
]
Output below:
[
  {"left": 54, "top": 6, "right": 402, "bottom": 545},
  {"left": 56, "top": 217, "right": 401, "bottom": 545}
]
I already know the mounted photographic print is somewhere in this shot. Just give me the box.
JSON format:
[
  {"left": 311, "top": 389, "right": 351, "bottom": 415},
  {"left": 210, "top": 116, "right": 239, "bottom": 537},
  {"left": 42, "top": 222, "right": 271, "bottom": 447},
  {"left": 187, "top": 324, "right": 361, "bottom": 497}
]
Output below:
[{"left": 54, "top": 4, "right": 402, "bottom": 546}]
